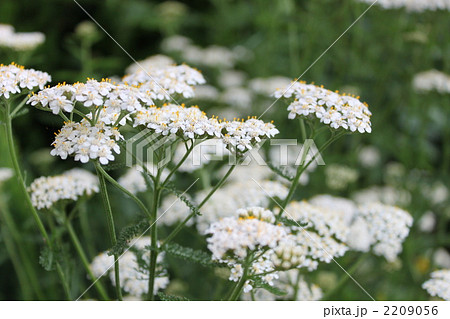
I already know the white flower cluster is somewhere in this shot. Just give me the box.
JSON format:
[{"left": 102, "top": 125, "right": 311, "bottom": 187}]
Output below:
[
  {"left": 0, "top": 63, "right": 51, "bottom": 99},
  {"left": 133, "top": 104, "right": 278, "bottom": 153},
  {"left": 90, "top": 237, "right": 169, "bottom": 298},
  {"left": 125, "top": 54, "right": 175, "bottom": 74},
  {"left": 413, "top": 70, "right": 450, "bottom": 94},
  {"left": 197, "top": 179, "right": 288, "bottom": 233},
  {"left": 220, "top": 87, "right": 253, "bottom": 110},
  {"left": 118, "top": 164, "right": 169, "bottom": 195},
  {"left": 206, "top": 207, "right": 286, "bottom": 261},
  {"left": 358, "top": 145, "right": 381, "bottom": 168},
  {"left": 28, "top": 78, "right": 151, "bottom": 116},
  {"left": 274, "top": 81, "right": 372, "bottom": 133},
  {"left": 158, "top": 194, "right": 193, "bottom": 227},
  {"left": 162, "top": 35, "right": 243, "bottom": 69},
  {"left": 277, "top": 270, "right": 323, "bottom": 301},
  {"left": 51, "top": 120, "right": 122, "bottom": 164},
  {"left": 423, "top": 269, "right": 450, "bottom": 301},
  {"left": 0, "top": 168, "right": 13, "bottom": 184},
  {"left": 325, "top": 164, "right": 359, "bottom": 191},
  {"left": 351, "top": 203, "right": 413, "bottom": 261},
  {"left": 358, "top": 0, "right": 450, "bottom": 12},
  {"left": 352, "top": 185, "right": 411, "bottom": 207},
  {"left": 29, "top": 168, "right": 99, "bottom": 209},
  {"left": 122, "top": 63, "right": 205, "bottom": 100},
  {"left": 0, "top": 24, "right": 45, "bottom": 51}
]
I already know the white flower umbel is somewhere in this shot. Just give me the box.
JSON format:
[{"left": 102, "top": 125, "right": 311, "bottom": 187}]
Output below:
[
  {"left": 423, "top": 269, "right": 450, "bottom": 301},
  {"left": 90, "top": 237, "right": 169, "bottom": 298},
  {"left": 274, "top": 81, "right": 372, "bottom": 133},
  {"left": 352, "top": 186, "right": 411, "bottom": 207},
  {"left": 0, "top": 63, "right": 51, "bottom": 99},
  {"left": 29, "top": 168, "right": 99, "bottom": 209},
  {"left": 125, "top": 54, "right": 175, "bottom": 74},
  {"left": 51, "top": 120, "right": 122, "bottom": 165},
  {"left": 352, "top": 203, "right": 413, "bottom": 261},
  {"left": 249, "top": 76, "right": 292, "bottom": 96},
  {"left": 0, "top": 24, "right": 45, "bottom": 51},
  {"left": 0, "top": 167, "right": 13, "bottom": 184},
  {"left": 122, "top": 63, "right": 205, "bottom": 100},
  {"left": 357, "top": 0, "right": 450, "bottom": 12},
  {"left": 276, "top": 270, "right": 323, "bottom": 301},
  {"left": 28, "top": 78, "right": 151, "bottom": 117},
  {"left": 196, "top": 180, "right": 288, "bottom": 233},
  {"left": 158, "top": 194, "right": 193, "bottom": 227},
  {"left": 413, "top": 70, "right": 450, "bottom": 93}
]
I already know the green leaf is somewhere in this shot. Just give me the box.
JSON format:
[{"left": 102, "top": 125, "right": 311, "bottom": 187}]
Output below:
[
  {"left": 157, "top": 292, "right": 190, "bottom": 301},
  {"left": 266, "top": 162, "right": 294, "bottom": 182},
  {"left": 164, "top": 182, "right": 201, "bottom": 216},
  {"left": 102, "top": 160, "right": 127, "bottom": 172},
  {"left": 253, "top": 278, "right": 287, "bottom": 296},
  {"left": 162, "top": 242, "right": 223, "bottom": 268},
  {"left": 108, "top": 218, "right": 150, "bottom": 256}
]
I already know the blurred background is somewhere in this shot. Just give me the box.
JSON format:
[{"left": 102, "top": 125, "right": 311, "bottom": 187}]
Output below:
[{"left": 0, "top": 0, "right": 449, "bottom": 300}]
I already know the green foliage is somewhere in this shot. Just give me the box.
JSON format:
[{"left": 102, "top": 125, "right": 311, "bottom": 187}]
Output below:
[
  {"left": 108, "top": 218, "right": 150, "bottom": 256},
  {"left": 253, "top": 278, "right": 287, "bottom": 296},
  {"left": 164, "top": 182, "right": 201, "bottom": 216},
  {"left": 157, "top": 292, "right": 190, "bottom": 301},
  {"left": 161, "top": 242, "right": 223, "bottom": 268},
  {"left": 267, "top": 162, "right": 295, "bottom": 182}
]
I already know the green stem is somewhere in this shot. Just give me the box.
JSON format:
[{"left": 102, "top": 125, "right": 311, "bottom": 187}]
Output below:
[
  {"left": 78, "top": 201, "right": 96, "bottom": 258},
  {"left": 0, "top": 223, "right": 33, "bottom": 299},
  {"left": 4, "top": 100, "right": 71, "bottom": 300},
  {"left": 95, "top": 164, "right": 151, "bottom": 218},
  {"left": 228, "top": 255, "right": 251, "bottom": 301},
  {"left": 162, "top": 141, "right": 195, "bottom": 186},
  {"left": 161, "top": 164, "right": 236, "bottom": 247},
  {"left": 65, "top": 219, "right": 109, "bottom": 300},
  {"left": 147, "top": 175, "right": 161, "bottom": 301},
  {"left": 9, "top": 95, "right": 29, "bottom": 118},
  {"left": 0, "top": 198, "right": 44, "bottom": 299},
  {"left": 95, "top": 162, "right": 123, "bottom": 301},
  {"left": 292, "top": 269, "right": 302, "bottom": 301},
  {"left": 321, "top": 253, "right": 368, "bottom": 300}
]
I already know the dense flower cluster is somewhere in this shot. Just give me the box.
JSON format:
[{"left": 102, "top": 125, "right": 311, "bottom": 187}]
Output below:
[
  {"left": 90, "top": 237, "right": 169, "bottom": 297},
  {"left": 277, "top": 271, "right": 323, "bottom": 301},
  {"left": 133, "top": 104, "right": 279, "bottom": 153},
  {"left": 122, "top": 63, "right": 205, "bottom": 100},
  {"left": 0, "top": 63, "right": 51, "bottom": 99},
  {"left": 0, "top": 24, "right": 45, "bottom": 51},
  {"left": 274, "top": 81, "right": 372, "bottom": 133},
  {"left": 125, "top": 54, "right": 175, "bottom": 74},
  {"left": 29, "top": 169, "right": 99, "bottom": 209},
  {"left": 249, "top": 76, "right": 292, "bottom": 96},
  {"left": 28, "top": 78, "right": 151, "bottom": 116},
  {"left": 422, "top": 269, "right": 450, "bottom": 300},
  {"left": 352, "top": 186, "right": 411, "bottom": 207},
  {"left": 412, "top": 70, "right": 450, "bottom": 94},
  {"left": 358, "top": 0, "right": 450, "bottom": 12},
  {"left": 197, "top": 179, "right": 288, "bottom": 233},
  {"left": 51, "top": 120, "right": 122, "bottom": 164}
]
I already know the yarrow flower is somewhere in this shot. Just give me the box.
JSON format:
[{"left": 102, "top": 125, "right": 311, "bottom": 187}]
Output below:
[
  {"left": 357, "top": 0, "right": 450, "bottom": 12},
  {"left": 325, "top": 164, "right": 359, "bottom": 191},
  {"left": 125, "top": 54, "right": 175, "bottom": 74},
  {"left": 122, "top": 63, "right": 205, "bottom": 100},
  {"left": 423, "top": 269, "right": 450, "bottom": 300},
  {"left": 0, "top": 63, "right": 51, "bottom": 99},
  {"left": 51, "top": 120, "right": 122, "bottom": 164},
  {"left": 29, "top": 168, "right": 99, "bottom": 209},
  {"left": 413, "top": 70, "right": 450, "bottom": 94},
  {"left": 0, "top": 24, "right": 45, "bottom": 51},
  {"left": 90, "top": 237, "right": 169, "bottom": 298},
  {"left": 274, "top": 81, "right": 372, "bottom": 133}
]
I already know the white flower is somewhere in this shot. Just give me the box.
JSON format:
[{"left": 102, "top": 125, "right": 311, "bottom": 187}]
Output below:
[
  {"left": 413, "top": 70, "right": 450, "bottom": 93},
  {"left": 423, "top": 269, "right": 450, "bottom": 301},
  {"left": 0, "top": 24, "right": 45, "bottom": 51},
  {"left": 274, "top": 81, "right": 372, "bottom": 133},
  {"left": 90, "top": 237, "right": 169, "bottom": 297},
  {"left": 358, "top": 0, "right": 450, "bottom": 12},
  {"left": 358, "top": 146, "right": 381, "bottom": 168},
  {"left": 125, "top": 54, "right": 175, "bottom": 74},
  {"left": 0, "top": 63, "right": 51, "bottom": 99},
  {"left": 418, "top": 211, "right": 436, "bottom": 233},
  {"left": 50, "top": 120, "right": 122, "bottom": 165},
  {"left": 158, "top": 194, "right": 193, "bottom": 227},
  {"left": 29, "top": 169, "right": 99, "bottom": 209},
  {"left": 220, "top": 87, "right": 253, "bottom": 109},
  {"left": 352, "top": 186, "right": 411, "bottom": 207}
]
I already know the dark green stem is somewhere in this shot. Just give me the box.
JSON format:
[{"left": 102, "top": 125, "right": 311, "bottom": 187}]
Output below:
[{"left": 95, "top": 162, "right": 123, "bottom": 300}]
